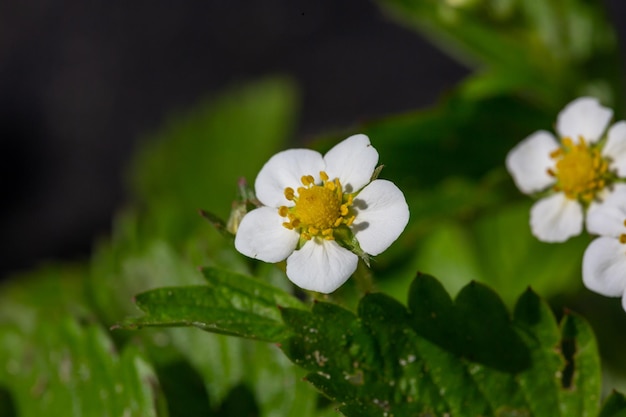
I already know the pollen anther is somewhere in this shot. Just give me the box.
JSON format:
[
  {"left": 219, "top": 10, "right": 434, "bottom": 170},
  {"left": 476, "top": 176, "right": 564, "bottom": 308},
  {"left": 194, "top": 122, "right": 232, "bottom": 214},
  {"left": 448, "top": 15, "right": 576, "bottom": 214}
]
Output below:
[
  {"left": 278, "top": 171, "right": 355, "bottom": 240},
  {"left": 551, "top": 137, "right": 613, "bottom": 205}
]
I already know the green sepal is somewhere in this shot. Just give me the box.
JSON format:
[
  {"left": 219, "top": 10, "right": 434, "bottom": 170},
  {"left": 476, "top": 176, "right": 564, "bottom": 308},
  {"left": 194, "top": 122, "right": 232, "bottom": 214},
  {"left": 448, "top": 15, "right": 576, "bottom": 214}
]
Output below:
[
  {"left": 333, "top": 225, "right": 371, "bottom": 267},
  {"left": 370, "top": 164, "right": 385, "bottom": 182}
]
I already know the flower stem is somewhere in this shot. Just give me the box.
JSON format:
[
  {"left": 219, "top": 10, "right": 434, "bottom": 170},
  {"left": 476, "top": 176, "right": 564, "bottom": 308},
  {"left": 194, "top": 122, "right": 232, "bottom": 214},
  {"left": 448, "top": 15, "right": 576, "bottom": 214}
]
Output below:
[{"left": 353, "top": 260, "right": 374, "bottom": 294}]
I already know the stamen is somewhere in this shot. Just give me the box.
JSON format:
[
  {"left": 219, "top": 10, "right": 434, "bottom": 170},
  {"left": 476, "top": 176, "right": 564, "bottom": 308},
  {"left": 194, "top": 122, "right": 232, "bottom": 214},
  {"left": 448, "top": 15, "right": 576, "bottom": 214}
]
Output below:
[
  {"left": 620, "top": 234, "right": 626, "bottom": 244},
  {"left": 278, "top": 171, "right": 356, "bottom": 240},
  {"left": 301, "top": 175, "right": 315, "bottom": 186},
  {"left": 550, "top": 137, "right": 612, "bottom": 205},
  {"left": 562, "top": 137, "right": 574, "bottom": 148}
]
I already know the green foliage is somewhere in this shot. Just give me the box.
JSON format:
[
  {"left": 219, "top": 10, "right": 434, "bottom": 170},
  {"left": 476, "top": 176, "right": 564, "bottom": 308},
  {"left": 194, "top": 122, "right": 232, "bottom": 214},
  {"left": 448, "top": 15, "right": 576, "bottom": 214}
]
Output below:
[
  {"left": 0, "top": 321, "right": 164, "bottom": 417},
  {"left": 0, "top": 267, "right": 165, "bottom": 417},
  {"left": 280, "top": 274, "right": 606, "bottom": 416},
  {"left": 120, "top": 267, "right": 305, "bottom": 342},
  {"left": 599, "top": 392, "right": 626, "bottom": 417},
  {"left": 118, "top": 266, "right": 622, "bottom": 416},
  {"left": 375, "top": 0, "right": 623, "bottom": 110},
  {"left": 384, "top": 202, "right": 589, "bottom": 305}
]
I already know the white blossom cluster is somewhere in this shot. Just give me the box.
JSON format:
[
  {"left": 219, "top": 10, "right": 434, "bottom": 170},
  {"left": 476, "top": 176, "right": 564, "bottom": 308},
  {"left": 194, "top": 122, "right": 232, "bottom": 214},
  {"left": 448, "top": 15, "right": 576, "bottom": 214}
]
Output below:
[{"left": 507, "top": 97, "right": 626, "bottom": 310}]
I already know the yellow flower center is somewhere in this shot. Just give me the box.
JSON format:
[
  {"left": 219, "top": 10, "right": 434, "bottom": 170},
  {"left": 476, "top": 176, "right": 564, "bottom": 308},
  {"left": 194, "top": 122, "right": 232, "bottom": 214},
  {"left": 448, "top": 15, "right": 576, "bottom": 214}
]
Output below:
[
  {"left": 279, "top": 171, "right": 355, "bottom": 240},
  {"left": 549, "top": 137, "right": 611, "bottom": 204}
]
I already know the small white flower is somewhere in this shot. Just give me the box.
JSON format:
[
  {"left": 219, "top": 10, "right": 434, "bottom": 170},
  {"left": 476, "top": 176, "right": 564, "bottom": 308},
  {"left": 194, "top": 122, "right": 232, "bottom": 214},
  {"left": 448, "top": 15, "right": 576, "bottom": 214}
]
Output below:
[
  {"left": 582, "top": 186, "right": 626, "bottom": 311},
  {"left": 506, "top": 97, "right": 626, "bottom": 242},
  {"left": 234, "top": 134, "right": 410, "bottom": 293}
]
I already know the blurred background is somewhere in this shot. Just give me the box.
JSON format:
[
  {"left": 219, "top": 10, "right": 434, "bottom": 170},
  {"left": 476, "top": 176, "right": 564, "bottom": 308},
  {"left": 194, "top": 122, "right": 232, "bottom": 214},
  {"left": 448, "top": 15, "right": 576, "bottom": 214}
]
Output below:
[{"left": 1, "top": 0, "right": 626, "bottom": 278}]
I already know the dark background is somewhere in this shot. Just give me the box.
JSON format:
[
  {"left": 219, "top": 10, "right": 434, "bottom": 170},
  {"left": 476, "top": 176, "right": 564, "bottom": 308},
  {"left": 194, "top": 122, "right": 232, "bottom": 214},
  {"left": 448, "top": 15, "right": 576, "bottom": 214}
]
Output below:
[{"left": 1, "top": 1, "right": 625, "bottom": 277}]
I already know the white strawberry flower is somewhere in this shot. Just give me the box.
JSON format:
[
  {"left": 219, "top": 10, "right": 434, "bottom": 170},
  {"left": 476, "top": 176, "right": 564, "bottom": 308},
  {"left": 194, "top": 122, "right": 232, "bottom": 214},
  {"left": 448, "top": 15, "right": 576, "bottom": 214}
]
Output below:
[
  {"left": 234, "top": 134, "right": 409, "bottom": 293},
  {"left": 582, "top": 186, "right": 626, "bottom": 311},
  {"left": 506, "top": 97, "right": 626, "bottom": 242}
]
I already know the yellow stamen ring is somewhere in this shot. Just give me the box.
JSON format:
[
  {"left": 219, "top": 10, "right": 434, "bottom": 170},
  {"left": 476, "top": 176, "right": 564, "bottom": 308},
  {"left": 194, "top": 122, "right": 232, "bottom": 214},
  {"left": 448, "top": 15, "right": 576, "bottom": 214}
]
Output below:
[
  {"left": 549, "top": 137, "right": 613, "bottom": 205},
  {"left": 278, "top": 171, "right": 355, "bottom": 240}
]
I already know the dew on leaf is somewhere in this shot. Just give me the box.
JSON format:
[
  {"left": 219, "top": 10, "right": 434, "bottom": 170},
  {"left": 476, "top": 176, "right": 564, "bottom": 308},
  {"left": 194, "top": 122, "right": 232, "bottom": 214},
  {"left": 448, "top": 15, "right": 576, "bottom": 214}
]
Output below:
[
  {"left": 313, "top": 350, "right": 328, "bottom": 366},
  {"left": 344, "top": 369, "right": 364, "bottom": 385},
  {"left": 317, "top": 371, "right": 331, "bottom": 379}
]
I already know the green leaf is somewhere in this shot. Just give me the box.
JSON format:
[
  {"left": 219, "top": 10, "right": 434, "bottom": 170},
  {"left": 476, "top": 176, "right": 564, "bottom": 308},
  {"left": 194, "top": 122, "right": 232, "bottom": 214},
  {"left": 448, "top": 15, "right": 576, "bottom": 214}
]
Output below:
[
  {"left": 280, "top": 274, "right": 605, "bottom": 416},
  {"left": 202, "top": 267, "right": 306, "bottom": 311},
  {"left": 89, "top": 238, "right": 209, "bottom": 326},
  {"left": 599, "top": 391, "right": 626, "bottom": 416},
  {"left": 0, "top": 319, "right": 165, "bottom": 417},
  {"left": 513, "top": 288, "right": 563, "bottom": 416},
  {"left": 119, "top": 268, "right": 304, "bottom": 342},
  {"left": 0, "top": 264, "right": 91, "bottom": 331},
  {"left": 559, "top": 312, "right": 602, "bottom": 416},
  {"left": 121, "top": 285, "right": 288, "bottom": 341},
  {"left": 409, "top": 274, "right": 530, "bottom": 373}
]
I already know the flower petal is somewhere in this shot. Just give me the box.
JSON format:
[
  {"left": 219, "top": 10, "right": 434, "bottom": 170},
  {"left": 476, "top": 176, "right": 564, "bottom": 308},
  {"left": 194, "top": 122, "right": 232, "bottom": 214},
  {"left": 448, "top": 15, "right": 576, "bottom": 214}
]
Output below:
[
  {"left": 255, "top": 149, "right": 325, "bottom": 207},
  {"left": 286, "top": 240, "right": 358, "bottom": 293},
  {"left": 351, "top": 179, "right": 409, "bottom": 256},
  {"left": 323, "top": 134, "right": 379, "bottom": 193},
  {"left": 603, "top": 121, "right": 626, "bottom": 176},
  {"left": 529, "top": 193, "right": 583, "bottom": 242},
  {"left": 234, "top": 206, "right": 299, "bottom": 263},
  {"left": 556, "top": 97, "right": 612, "bottom": 143},
  {"left": 586, "top": 184, "right": 626, "bottom": 237},
  {"left": 582, "top": 237, "right": 626, "bottom": 297},
  {"left": 505, "top": 130, "right": 558, "bottom": 194}
]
